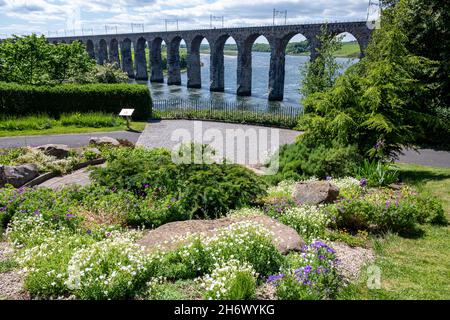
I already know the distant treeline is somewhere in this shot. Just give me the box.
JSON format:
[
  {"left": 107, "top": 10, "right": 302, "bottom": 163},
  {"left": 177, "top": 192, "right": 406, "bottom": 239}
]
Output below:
[{"left": 199, "top": 41, "right": 359, "bottom": 57}]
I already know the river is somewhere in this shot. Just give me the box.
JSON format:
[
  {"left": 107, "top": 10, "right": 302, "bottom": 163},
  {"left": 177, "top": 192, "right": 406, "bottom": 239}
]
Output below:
[{"left": 139, "top": 52, "right": 357, "bottom": 110}]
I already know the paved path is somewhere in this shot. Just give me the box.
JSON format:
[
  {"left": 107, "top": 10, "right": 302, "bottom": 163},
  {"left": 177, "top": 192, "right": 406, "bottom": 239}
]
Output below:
[
  {"left": 38, "top": 167, "right": 95, "bottom": 190},
  {"left": 397, "top": 149, "right": 450, "bottom": 168},
  {"left": 0, "top": 120, "right": 449, "bottom": 169},
  {"left": 0, "top": 131, "right": 141, "bottom": 149},
  {"left": 137, "top": 120, "right": 302, "bottom": 166}
]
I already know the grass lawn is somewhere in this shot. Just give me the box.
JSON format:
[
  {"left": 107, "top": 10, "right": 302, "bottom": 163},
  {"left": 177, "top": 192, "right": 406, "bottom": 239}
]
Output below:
[
  {"left": 0, "top": 122, "right": 147, "bottom": 138},
  {"left": 349, "top": 163, "right": 450, "bottom": 300}
]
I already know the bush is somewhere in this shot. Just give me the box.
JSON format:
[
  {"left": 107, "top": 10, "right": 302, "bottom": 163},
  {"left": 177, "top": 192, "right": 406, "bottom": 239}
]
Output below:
[
  {"left": 267, "top": 140, "right": 360, "bottom": 185},
  {"left": 0, "top": 187, "right": 80, "bottom": 231},
  {"left": 268, "top": 241, "right": 342, "bottom": 300},
  {"left": 91, "top": 146, "right": 267, "bottom": 223},
  {"left": 200, "top": 260, "right": 257, "bottom": 300},
  {"left": 329, "top": 186, "right": 446, "bottom": 234},
  {"left": 0, "top": 82, "right": 152, "bottom": 120}
]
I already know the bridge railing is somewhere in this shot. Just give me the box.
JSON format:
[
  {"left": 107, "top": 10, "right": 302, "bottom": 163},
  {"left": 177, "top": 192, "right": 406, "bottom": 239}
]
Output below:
[
  {"left": 152, "top": 99, "right": 304, "bottom": 129},
  {"left": 2, "top": 18, "right": 368, "bottom": 39}
]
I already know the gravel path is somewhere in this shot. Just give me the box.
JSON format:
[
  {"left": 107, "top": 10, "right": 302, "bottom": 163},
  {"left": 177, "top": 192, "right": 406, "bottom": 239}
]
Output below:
[
  {"left": 331, "top": 242, "right": 375, "bottom": 282},
  {"left": 0, "top": 242, "right": 28, "bottom": 300}
]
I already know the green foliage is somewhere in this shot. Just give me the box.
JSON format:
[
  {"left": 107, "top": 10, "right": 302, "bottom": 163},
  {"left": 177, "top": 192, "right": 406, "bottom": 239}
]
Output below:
[
  {"left": 329, "top": 186, "right": 446, "bottom": 234},
  {"left": 90, "top": 146, "right": 267, "bottom": 224},
  {"left": 356, "top": 160, "right": 399, "bottom": 187},
  {"left": 0, "top": 114, "right": 57, "bottom": 131},
  {"left": 0, "top": 82, "right": 152, "bottom": 120},
  {"left": 76, "top": 63, "right": 129, "bottom": 84},
  {"left": 0, "top": 148, "right": 27, "bottom": 165},
  {"left": 66, "top": 236, "right": 156, "bottom": 300},
  {"left": 59, "top": 112, "right": 123, "bottom": 128},
  {"left": 301, "top": 27, "right": 344, "bottom": 98},
  {"left": 267, "top": 139, "right": 360, "bottom": 184},
  {"left": 0, "top": 258, "right": 18, "bottom": 273},
  {"left": 200, "top": 260, "right": 257, "bottom": 300},
  {"left": 0, "top": 34, "right": 95, "bottom": 85}
]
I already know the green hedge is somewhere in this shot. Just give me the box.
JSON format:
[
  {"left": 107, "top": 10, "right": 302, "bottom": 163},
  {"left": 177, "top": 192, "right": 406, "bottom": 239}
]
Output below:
[{"left": 0, "top": 82, "right": 152, "bottom": 120}]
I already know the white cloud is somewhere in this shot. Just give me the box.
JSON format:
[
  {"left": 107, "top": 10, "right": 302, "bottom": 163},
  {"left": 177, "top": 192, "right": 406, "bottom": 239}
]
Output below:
[{"left": 0, "top": 0, "right": 370, "bottom": 36}]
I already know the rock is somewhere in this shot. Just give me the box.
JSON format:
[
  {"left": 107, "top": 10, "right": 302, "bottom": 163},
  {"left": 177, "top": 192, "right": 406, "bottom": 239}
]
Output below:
[
  {"left": 292, "top": 181, "right": 340, "bottom": 205},
  {"left": 89, "top": 137, "right": 120, "bottom": 147},
  {"left": 0, "top": 164, "right": 39, "bottom": 188},
  {"left": 36, "top": 144, "right": 70, "bottom": 159},
  {"left": 137, "top": 215, "right": 304, "bottom": 255}
]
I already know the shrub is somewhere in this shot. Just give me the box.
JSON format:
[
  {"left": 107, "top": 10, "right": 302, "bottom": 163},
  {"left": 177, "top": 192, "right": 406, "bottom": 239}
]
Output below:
[
  {"left": 267, "top": 140, "right": 360, "bottom": 185},
  {"left": 329, "top": 186, "right": 446, "bottom": 234},
  {"left": 200, "top": 260, "right": 257, "bottom": 300},
  {"left": 268, "top": 241, "right": 342, "bottom": 300},
  {"left": 0, "top": 82, "right": 152, "bottom": 120},
  {"left": 66, "top": 236, "right": 156, "bottom": 300},
  {"left": 0, "top": 148, "right": 27, "bottom": 165},
  {"left": 0, "top": 187, "right": 80, "bottom": 231},
  {"left": 91, "top": 146, "right": 267, "bottom": 222}
]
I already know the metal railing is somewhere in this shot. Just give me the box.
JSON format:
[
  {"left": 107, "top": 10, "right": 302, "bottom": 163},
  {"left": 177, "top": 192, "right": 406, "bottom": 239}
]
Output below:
[{"left": 152, "top": 99, "right": 303, "bottom": 128}]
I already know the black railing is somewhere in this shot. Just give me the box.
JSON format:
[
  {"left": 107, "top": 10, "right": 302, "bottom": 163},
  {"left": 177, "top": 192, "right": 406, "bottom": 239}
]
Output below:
[{"left": 152, "top": 99, "right": 303, "bottom": 129}]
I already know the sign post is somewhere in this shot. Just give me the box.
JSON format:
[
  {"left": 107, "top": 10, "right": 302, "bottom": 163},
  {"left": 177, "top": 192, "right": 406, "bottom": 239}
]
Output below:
[{"left": 119, "top": 109, "right": 135, "bottom": 130}]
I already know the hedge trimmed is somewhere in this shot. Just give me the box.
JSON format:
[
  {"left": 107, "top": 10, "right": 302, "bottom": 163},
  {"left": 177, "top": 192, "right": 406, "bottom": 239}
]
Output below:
[{"left": 0, "top": 82, "right": 152, "bottom": 120}]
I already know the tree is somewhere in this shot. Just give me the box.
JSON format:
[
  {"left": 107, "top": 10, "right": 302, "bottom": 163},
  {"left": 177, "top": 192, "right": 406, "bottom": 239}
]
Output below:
[
  {"left": 0, "top": 34, "right": 95, "bottom": 85},
  {"left": 48, "top": 41, "right": 95, "bottom": 84},
  {"left": 0, "top": 34, "right": 51, "bottom": 85},
  {"left": 300, "top": 26, "right": 343, "bottom": 100}
]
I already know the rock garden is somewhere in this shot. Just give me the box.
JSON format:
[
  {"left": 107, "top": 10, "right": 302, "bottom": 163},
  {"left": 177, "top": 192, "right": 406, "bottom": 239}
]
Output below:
[{"left": 0, "top": 142, "right": 446, "bottom": 300}]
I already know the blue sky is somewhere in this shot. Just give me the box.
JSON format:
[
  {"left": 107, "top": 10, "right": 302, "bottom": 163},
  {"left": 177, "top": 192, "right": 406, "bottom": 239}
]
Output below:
[{"left": 0, "top": 0, "right": 371, "bottom": 41}]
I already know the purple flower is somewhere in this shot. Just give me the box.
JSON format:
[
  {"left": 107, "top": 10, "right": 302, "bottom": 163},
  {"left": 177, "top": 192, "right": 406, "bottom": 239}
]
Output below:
[
  {"left": 267, "top": 273, "right": 285, "bottom": 284},
  {"left": 87, "top": 230, "right": 92, "bottom": 235},
  {"left": 326, "top": 176, "right": 332, "bottom": 181},
  {"left": 65, "top": 213, "right": 75, "bottom": 220},
  {"left": 386, "top": 201, "right": 391, "bottom": 209},
  {"left": 375, "top": 140, "right": 385, "bottom": 150},
  {"left": 34, "top": 209, "right": 41, "bottom": 216},
  {"left": 360, "top": 178, "right": 368, "bottom": 188}
]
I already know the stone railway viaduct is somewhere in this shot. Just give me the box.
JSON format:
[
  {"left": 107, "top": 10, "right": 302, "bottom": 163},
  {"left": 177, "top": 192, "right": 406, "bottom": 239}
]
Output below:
[{"left": 48, "top": 22, "right": 372, "bottom": 101}]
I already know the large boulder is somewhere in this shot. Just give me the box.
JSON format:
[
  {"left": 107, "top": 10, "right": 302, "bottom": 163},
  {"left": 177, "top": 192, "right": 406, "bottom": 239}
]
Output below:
[
  {"left": 137, "top": 215, "right": 304, "bottom": 255},
  {"left": 36, "top": 144, "right": 70, "bottom": 159},
  {"left": 292, "top": 181, "right": 340, "bottom": 205},
  {"left": 0, "top": 164, "right": 39, "bottom": 188},
  {"left": 89, "top": 137, "right": 120, "bottom": 147}
]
